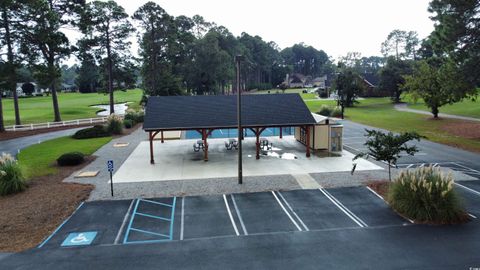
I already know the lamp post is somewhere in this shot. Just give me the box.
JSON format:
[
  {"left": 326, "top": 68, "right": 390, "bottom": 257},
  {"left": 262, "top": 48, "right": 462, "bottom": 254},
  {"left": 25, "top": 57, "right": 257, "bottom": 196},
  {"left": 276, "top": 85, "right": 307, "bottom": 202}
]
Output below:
[{"left": 235, "top": 55, "right": 244, "bottom": 184}]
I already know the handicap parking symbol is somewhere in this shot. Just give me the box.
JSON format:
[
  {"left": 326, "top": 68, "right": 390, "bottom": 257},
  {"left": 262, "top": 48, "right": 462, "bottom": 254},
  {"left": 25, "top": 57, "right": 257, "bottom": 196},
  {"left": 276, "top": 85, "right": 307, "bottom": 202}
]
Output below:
[{"left": 61, "top": 232, "right": 97, "bottom": 247}]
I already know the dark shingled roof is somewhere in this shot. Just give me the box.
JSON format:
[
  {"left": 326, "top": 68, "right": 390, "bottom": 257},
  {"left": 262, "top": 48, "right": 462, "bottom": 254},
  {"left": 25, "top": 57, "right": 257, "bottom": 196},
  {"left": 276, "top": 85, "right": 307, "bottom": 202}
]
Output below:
[{"left": 143, "top": 94, "right": 316, "bottom": 131}]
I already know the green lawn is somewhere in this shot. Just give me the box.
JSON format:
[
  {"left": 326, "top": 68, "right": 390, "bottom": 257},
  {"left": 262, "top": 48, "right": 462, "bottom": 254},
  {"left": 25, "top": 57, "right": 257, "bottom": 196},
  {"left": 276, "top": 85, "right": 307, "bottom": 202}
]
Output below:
[
  {"left": 341, "top": 98, "right": 480, "bottom": 152},
  {"left": 2, "top": 89, "right": 143, "bottom": 125},
  {"left": 253, "top": 88, "right": 318, "bottom": 100},
  {"left": 304, "top": 100, "right": 337, "bottom": 112},
  {"left": 18, "top": 136, "right": 112, "bottom": 179}
]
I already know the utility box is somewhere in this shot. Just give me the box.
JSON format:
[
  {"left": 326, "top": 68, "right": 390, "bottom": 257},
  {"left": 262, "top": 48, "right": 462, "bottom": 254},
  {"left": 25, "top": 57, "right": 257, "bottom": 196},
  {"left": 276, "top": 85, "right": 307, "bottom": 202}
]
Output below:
[{"left": 294, "top": 113, "right": 343, "bottom": 152}]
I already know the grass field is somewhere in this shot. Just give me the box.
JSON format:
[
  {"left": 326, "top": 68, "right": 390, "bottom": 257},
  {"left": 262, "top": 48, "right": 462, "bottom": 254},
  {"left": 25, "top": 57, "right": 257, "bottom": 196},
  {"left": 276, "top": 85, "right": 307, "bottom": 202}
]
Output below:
[
  {"left": 2, "top": 89, "right": 143, "bottom": 125},
  {"left": 341, "top": 98, "right": 480, "bottom": 152},
  {"left": 253, "top": 88, "right": 318, "bottom": 100},
  {"left": 18, "top": 136, "right": 112, "bottom": 179}
]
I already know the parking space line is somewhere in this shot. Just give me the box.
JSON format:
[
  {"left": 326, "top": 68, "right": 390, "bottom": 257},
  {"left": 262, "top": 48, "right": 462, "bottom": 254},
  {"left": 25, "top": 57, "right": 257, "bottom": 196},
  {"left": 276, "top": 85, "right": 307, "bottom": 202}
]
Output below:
[
  {"left": 365, "top": 187, "right": 414, "bottom": 224},
  {"left": 180, "top": 197, "right": 185, "bottom": 240},
  {"left": 129, "top": 228, "right": 170, "bottom": 238},
  {"left": 271, "top": 191, "right": 303, "bottom": 231},
  {"left": 114, "top": 199, "right": 135, "bottom": 244},
  {"left": 318, "top": 188, "right": 368, "bottom": 228},
  {"left": 455, "top": 183, "right": 480, "bottom": 197},
  {"left": 140, "top": 199, "right": 173, "bottom": 208},
  {"left": 277, "top": 191, "right": 310, "bottom": 231},
  {"left": 469, "top": 213, "right": 478, "bottom": 219},
  {"left": 223, "top": 194, "right": 240, "bottom": 236},
  {"left": 230, "top": 194, "right": 248, "bottom": 235},
  {"left": 407, "top": 164, "right": 414, "bottom": 169},
  {"left": 122, "top": 199, "right": 140, "bottom": 244},
  {"left": 37, "top": 202, "right": 85, "bottom": 248},
  {"left": 135, "top": 212, "right": 171, "bottom": 221}
]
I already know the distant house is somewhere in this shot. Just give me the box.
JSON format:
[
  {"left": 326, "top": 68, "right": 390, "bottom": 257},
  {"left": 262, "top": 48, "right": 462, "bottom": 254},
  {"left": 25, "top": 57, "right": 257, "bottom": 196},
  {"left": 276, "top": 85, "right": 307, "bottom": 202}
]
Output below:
[
  {"left": 284, "top": 74, "right": 327, "bottom": 89},
  {"left": 15, "top": 82, "right": 46, "bottom": 97},
  {"left": 61, "top": 83, "right": 77, "bottom": 93},
  {"left": 359, "top": 73, "right": 388, "bottom": 97}
]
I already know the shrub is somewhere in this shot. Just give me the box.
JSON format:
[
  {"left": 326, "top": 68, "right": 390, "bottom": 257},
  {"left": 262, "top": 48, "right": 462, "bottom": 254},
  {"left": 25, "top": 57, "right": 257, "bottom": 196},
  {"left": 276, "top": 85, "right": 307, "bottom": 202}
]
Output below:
[
  {"left": 125, "top": 109, "right": 144, "bottom": 124},
  {"left": 57, "top": 152, "right": 85, "bottom": 166},
  {"left": 106, "top": 114, "right": 123, "bottom": 135},
  {"left": 318, "top": 105, "right": 332, "bottom": 116},
  {"left": 331, "top": 107, "right": 343, "bottom": 118},
  {"left": 319, "top": 91, "right": 328, "bottom": 98},
  {"left": 135, "top": 111, "right": 144, "bottom": 123},
  {"left": 73, "top": 125, "right": 110, "bottom": 139},
  {"left": 123, "top": 119, "right": 133, "bottom": 129},
  {"left": 0, "top": 153, "right": 27, "bottom": 195},
  {"left": 388, "top": 166, "right": 466, "bottom": 223}
]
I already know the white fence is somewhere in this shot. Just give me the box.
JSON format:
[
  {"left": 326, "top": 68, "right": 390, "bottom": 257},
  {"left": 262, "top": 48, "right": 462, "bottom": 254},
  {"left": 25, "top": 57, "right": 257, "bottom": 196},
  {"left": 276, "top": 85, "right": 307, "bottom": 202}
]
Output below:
[{"left": 5, "top": 117, "right": 109, "bottom": 132}]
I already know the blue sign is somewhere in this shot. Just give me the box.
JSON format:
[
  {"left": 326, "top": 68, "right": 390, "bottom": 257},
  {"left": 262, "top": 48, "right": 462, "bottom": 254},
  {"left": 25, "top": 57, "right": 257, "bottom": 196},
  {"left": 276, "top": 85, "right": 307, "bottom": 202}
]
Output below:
[
  {"left": 107, "top": 160, "right": 114, "bottom": 172},
  {"left": 61, "top": 232, "right": 97, "bottom": 247}
]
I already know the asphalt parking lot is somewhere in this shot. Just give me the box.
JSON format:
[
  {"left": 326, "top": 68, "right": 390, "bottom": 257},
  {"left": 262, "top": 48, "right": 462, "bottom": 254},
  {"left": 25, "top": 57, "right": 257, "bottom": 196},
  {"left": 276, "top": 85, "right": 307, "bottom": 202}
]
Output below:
[{"left": 36, "top": 183, "right": 480, "bottom": 250}]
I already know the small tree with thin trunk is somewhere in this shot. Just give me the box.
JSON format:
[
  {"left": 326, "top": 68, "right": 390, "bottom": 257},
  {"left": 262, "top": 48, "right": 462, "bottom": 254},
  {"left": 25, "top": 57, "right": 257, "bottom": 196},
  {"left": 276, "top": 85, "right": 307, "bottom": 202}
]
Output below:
[{"left": 352, "top": 129, "right": 422, "bottom": 181}]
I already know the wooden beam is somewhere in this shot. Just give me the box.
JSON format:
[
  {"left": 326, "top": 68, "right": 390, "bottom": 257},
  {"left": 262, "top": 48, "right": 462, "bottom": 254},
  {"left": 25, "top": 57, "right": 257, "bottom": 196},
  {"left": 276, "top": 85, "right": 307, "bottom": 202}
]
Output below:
[
  {"left": 202, "top": 129, "right": 208, "bottom": 161},
  {"left": 279, "top": 127, "right": 283, "bottom": 139},
  {"left": 161, "top": 131, "right": 164, "bottom": 143}
]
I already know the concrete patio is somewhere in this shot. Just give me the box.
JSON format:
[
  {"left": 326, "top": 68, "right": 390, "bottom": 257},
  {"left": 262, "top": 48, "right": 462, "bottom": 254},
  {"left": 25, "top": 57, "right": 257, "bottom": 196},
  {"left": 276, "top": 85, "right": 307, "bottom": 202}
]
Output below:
[{"left": 113, "top": 136, "right": 382, "bottom": 183}]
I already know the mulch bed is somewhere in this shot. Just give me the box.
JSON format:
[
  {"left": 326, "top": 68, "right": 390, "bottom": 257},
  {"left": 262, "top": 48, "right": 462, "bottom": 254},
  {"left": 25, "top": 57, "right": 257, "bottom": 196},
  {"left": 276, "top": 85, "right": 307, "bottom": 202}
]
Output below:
[
  {"left": 0, "top": 157, "right": 96, "bottom": 252},
  {"left": 439, "top": 119, "right": 480, "bottom": 140}
]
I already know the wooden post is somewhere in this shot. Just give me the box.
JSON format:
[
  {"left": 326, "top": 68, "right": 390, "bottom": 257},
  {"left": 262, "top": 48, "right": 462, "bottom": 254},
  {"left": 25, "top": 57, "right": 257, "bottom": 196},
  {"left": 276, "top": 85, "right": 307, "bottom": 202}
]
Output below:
[
  {"left": 255, "top": 128, "right": 260, "bottom": 159},
  {"left": 149, "top": 131, "right": 155, "bottom": 164},
  {"left": 161, "top": 131, "right": 164, "bottom": 143},
  {"left": 279, "top": 127, "right": 283, "bottom": 139},
  {"left": 306, "top": 126, "right": 311, "bottom": 157},
  {"left": 203, "top": 129, "right": 208, "bottom": 161}
]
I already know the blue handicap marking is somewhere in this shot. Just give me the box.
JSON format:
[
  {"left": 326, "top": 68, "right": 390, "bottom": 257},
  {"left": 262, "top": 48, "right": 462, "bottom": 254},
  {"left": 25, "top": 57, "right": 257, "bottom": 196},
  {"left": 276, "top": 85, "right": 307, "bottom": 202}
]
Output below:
[
  {"left": 61, "top": 231, "right": 97, "bottom": 247},
  {"left": 107, "top": 160, "right": 114, "bottom": 172}
]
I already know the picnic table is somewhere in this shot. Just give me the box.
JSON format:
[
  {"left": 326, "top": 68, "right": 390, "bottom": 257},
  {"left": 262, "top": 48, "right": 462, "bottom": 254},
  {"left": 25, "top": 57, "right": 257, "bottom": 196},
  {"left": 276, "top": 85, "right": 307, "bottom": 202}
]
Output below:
[
  {"left": 225, "top": 138, "right": 238, "bottom": 150},
  {"left": 193, "top": 140, "right": 207, "bottom": 152},
  {"left": 260, "top": 137, "right": 273, "bottom": 150}
]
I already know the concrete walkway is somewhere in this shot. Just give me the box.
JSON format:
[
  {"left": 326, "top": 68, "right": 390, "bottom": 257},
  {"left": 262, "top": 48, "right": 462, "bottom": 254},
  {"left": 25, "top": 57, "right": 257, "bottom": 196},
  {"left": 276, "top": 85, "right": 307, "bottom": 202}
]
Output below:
[{"left": 394, "top": 103, "right": 480, "bottom": 122}]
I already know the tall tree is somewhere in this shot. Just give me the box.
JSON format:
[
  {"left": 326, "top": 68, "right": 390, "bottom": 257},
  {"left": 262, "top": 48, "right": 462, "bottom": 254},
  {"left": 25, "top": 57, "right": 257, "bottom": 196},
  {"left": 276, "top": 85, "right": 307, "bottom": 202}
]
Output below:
[
  {"left": 381, "top": 30, "right": 407, "bottom": 60},
  {"left": 428, "top": 0, "right": 480, "bottom": 86},
  {"left": 133, "top": 2, "right": 181, "bottom": 96},
  {"left": 378, "top": 57, "right": 413, "bottom": 103},
  {"left": 19, "top": 0, "right": 82, "bottom": 122},
  {"left": 334, "top": 63, "right": 364, "bottom": 111},
  {"left": 403, "top": 59, "right": 476, "bottom": 118},
  {"left": 81, "top": 0, "right": 134, "bottom": 114},
  {"left": 0, "top": 0, "right": 22, "bottom": 126}
]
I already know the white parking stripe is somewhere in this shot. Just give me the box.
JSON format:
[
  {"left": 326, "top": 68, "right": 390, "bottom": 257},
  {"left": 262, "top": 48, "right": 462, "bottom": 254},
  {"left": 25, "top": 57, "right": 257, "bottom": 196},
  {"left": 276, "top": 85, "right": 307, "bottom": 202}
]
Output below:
[
  {"left": 319, "top": 188, "right": 368, "bottom": 228},
  {"left": 271, "top": 191, "right": 303, "bottom": 231},
  {"left": 277, "top": 191, "right": 310, "bottom": 231},
  {"left": 468, "top": 213, "right": 478, "bottom": 219},
  {"left": 455, "top": 183, "right": 480, "bottom": 197},
  {"left": 366, "top": 186, "right": 414, "bottom": 224},
  {"left": 114, "top": 199, "right": 135, "bottom": 244},
  {"left": 223, "top": 194, "right": 240, "bottom": 236},
  {"left": 230, "top": 194, "right": 248, "bottom": 235},
  {"left": 180, "top": 197, "right": 185, "bottom": 240},
  {"left": 407, "top": 164, "right": 414, "bottom": 169}
]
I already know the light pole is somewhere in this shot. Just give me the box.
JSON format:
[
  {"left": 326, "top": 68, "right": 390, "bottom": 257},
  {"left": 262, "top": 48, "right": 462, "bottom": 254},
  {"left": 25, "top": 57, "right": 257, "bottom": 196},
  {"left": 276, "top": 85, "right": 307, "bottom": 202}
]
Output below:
[{"left": 235, "top": 55, "right": 244, "bottom": 184}]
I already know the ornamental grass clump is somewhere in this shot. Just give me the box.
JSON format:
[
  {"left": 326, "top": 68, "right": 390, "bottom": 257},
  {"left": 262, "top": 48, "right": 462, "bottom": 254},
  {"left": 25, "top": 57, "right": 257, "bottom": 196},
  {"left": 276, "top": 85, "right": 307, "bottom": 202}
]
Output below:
[
  {"left": 106, "top": 114, "right": 123, "bottom": 135},
  {"left": 388, "top": 166, "right": 467, "bottom": 224},
  {"left": 0, "top": 153, "right": 27, "bottom": 196}
]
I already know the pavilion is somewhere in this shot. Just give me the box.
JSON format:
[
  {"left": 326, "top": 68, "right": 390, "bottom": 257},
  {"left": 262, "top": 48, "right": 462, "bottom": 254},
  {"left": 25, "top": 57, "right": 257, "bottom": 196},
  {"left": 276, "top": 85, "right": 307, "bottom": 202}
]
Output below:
[{"left": 143, "top": 94, "right": 317, "bottom": 164}]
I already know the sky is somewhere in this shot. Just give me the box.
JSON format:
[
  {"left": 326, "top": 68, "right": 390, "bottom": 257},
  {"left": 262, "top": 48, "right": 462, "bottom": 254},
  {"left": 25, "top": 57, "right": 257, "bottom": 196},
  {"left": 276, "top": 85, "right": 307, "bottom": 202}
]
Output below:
[{"left": 69, "top": 0, "right": 435, "bottom": 64}]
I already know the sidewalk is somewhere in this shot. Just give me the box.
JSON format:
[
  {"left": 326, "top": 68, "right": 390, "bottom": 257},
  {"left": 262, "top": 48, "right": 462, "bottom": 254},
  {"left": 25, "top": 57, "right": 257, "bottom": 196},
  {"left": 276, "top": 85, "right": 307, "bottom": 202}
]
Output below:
[{"left": 394, "top": 103, "right": 480, "bottom": 122}]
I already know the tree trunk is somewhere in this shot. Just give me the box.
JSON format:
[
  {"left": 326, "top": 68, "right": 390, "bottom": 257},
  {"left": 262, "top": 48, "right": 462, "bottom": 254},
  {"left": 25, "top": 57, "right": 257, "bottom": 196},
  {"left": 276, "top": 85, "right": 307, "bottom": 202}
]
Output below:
[
  {"left": 431, "top": 106, "right": 439, "bottom": 118},
  {"left": 50, "top": 80, "right": 61, "bottom": 122},
  {"left": 2, "top": 6, "right": 21, "bottom": 125},
  {"left": 106, "top": 33, "right": 114, "bottom": 114},
  {"left": 388, "top": 161, "right": 392, "bottom": 181},
  {"left": 0, "top": 94, "right": 4, "bottom": 132}
]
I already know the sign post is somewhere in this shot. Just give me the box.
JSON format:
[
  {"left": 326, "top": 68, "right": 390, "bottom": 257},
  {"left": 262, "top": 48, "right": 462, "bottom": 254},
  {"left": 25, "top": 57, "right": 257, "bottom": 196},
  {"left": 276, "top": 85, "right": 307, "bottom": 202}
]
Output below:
[{"left": 107, "top": 160, "right": 114, "bottom": 196}]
